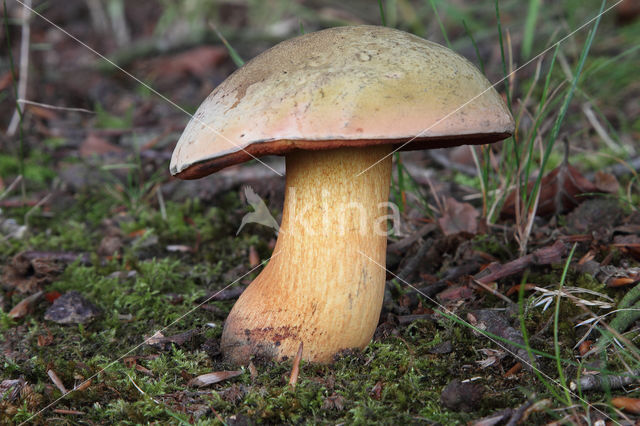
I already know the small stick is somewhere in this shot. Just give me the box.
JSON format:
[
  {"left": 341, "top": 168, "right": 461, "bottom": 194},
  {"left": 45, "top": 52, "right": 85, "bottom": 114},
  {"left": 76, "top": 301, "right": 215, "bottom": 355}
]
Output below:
[
  {"left": 570, "top": 369, "right": 640, "bottom": 392},
  {"left": 289, "top": 342, "right": 303, "bottom": 389},
  {"left": 52, "top": 409, "right": 84, "bottom": 415},
  {"left": 17, "top": 99, "right": 95, "bottom": 114},
  {"left": 475, "top": 240, "right": 567, "bottom": 284}
]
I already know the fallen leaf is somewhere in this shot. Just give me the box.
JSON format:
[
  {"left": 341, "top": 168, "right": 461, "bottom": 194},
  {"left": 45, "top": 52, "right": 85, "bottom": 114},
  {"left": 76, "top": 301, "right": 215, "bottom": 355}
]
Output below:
[
  {"left": 2, "top": 252, "right": 64, "bottom": 294},
  {"left": 501, "top": 164, "right": 597, "bottom": 218},
  {"left": 79, "top": 134, "right": 123, "bottom": 157},
  {"left": 578, "top": 340, "right": 593, "bottom": 357},
  {"left": 612, "top": 396, "right": 640, "bottom": 414},
  {"left": 47, "top": 369, "right": 68, "bottom": 394},
  {"left": 594, "top": 171, "right": 620, "bottom": 193},
  {"left": 322, "top": 392, "right": 345, "bottom": 410},
  {"left": 137, "top": 46, "right": 228, "bottom": 82},
  {"left": 438, "top": 197, "right": 479, "bottom": 235},
  {"left": 8, "top": 291, "right": 43, "bottom": 319},
  {"left": 188, "top": 370, "right": 242, "bottom": 387},
  {"left": 144, "top": 329, "right": 198, "bottom": 350},
  {"left": 437, "top": 285, "right": 474, "bottom": 302}
]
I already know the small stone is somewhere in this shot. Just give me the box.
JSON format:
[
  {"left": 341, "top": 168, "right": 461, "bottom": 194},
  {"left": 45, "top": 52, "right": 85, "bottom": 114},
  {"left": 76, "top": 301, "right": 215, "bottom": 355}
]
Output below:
[
  {"left": 428, "top": 341, "right": 453, "bottom": 354},
  {"left": 440, "top": 379, "right": 484, "bottom": 412},
  {"left": 44, "top": 291, "right": 101, "bottom": 324}
]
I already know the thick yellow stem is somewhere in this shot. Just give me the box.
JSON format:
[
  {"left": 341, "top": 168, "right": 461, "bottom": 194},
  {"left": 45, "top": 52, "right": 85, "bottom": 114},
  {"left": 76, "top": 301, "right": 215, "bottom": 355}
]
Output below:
[{"left": 221, "top": 145, "right": 393, "bottom": 363}]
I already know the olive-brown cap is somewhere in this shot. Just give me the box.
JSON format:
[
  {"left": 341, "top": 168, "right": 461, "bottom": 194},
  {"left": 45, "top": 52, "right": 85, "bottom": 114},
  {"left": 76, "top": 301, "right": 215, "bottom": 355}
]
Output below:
[{"left": 171, "top": 25, "right": 514, "bottom": 179}]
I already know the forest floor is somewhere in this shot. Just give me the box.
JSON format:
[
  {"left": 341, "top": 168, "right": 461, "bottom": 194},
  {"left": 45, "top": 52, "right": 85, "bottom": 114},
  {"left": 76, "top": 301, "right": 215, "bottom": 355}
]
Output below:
[{"left": 1, "top": 0, "right": 640, "bottom": 424}]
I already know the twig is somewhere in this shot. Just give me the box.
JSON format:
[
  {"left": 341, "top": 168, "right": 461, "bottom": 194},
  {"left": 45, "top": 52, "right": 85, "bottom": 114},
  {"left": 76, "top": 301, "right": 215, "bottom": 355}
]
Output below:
[
  {"left": 473, "top": 279, "right": 514, "bottom": 305},
  {"left": 24, "top": 193, "right": 51, "bottom": 227},
  {"left": 127, "top": 373, "right": 160, "bottom": 404},
  {"left": 570, "top": 369, "right": 640, "bottom": 392},
  {"left": 7, "top": 0, "right": 31, "bottom": 136},
  {"left": 52, "top": 409, "right": 84, "bottom": 415},
  {"left": 475, "top": 240, "right": 568, "bottom": 284},
  {"left": 0, "top": 175, "right": 22, "bottom": 200},
  {"left": 289, "top": 342, "right": 303, "bottom": 389},
  {"left": 581, "top": 102, "right": 623, "bottom": 154},
  {"left": 17, "top": 99, "right": 95, "bottom": 114}
]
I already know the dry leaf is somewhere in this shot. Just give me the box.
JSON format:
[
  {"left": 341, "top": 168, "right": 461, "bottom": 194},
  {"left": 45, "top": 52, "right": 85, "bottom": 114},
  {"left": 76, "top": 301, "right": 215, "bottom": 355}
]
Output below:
[
  {"left": 188, "top": 370, "right": 242, "bottom": 387},
  {"left": 138, "top": 46, "right": 227, "bottom": 82},
  {"left": 594, "top": 171, "right": 620, "bottom": 193},
  {"left": 438, "top": 197, "right": 479, "bottom": 235},
  {"left": 79, "top": 134, "right": 123, "bottom": 158},
  {"left": 612, "top": 396, "right": 640, "bottom": 414},
  {"left": 8, "top": 291, "right": 43, "bottom": 319},
  {"left": 501, "top": 164, "right": 597, "bottom": 218}
]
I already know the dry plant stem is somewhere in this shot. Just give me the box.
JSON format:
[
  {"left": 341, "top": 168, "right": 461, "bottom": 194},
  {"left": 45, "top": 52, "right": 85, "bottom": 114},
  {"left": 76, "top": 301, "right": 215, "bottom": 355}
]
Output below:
[
  {"left": 221, "top": 145, "right": 393, "bottom": 364},
  {"left": 8, "top": 0, "right": 31, "bottom": 137}
]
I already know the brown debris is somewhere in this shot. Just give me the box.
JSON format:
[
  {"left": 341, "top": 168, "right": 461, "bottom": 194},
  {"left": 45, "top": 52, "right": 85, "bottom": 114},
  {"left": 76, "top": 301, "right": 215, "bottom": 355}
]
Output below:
[
  {"left": 594, "top": 171, "right": 620, "bottom": 193},
  {"left": 144, "top": 329, "right": 200, "bottom": 350},
  {"left": 440, "top": 379, "right": 484, "bottom": 412},
  {"left": 2, "top": 252, "right": 66, "bottom": 294},
  {"left": 288, "top": 342, "right": 303, "bottom": 389},
  {"left": 79, "top": 133, "right": 123, "bottom": 158},
  {"left": 248, "top": 245, "right": 260, "bottom": 267},
  {"left": 188, "top": 370, "right": 242, "bottom": 387},
  {"left": 438, "top": 197, "right": 479, "bottom": 235},
  {"left": 199, "top": 286, "right": 246, "bottom": 302},
  {"left": 576, "top": 260, "right": 640, "bottom": 288},
  {"left": 370, "top": 381, "right": 383, "bottom": 400},
  {"left": 502, "top": 164, "right": 597, "bottom": 218},
  {"left": 47, "top": 369, "right": 68, "bottom": 395},
  {"left": 469, "top": 309, "right": 538, "bottom": 371},
  {"left": 611, "top": 396, "right": 640, "bottom": 414},
  {"left": 8, "top": 291, "right": 43, "bottom": 319},
  {"left": 565, "top": 198, "right": 623, "bottom": 236},
  {"left": 475, "top": 240, "right": 567, "bottom": 285},
  {"left": 322, "top": 392, "right": 345, "bottom": 410},
  {"left": 572, "top": 370, "right": 640, "bottom": 393},
  {"left": 613, "top": 234, "right": 640, "bottom": 261},
  {"left": 135, "top": 46, "right": 228, "bottom": 83}
]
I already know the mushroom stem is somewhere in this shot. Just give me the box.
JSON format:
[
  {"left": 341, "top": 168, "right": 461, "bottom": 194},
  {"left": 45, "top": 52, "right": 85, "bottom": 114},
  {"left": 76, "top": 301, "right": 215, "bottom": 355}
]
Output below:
[{"left": 221, "top": 145, "right": 393, "bottom": 364}]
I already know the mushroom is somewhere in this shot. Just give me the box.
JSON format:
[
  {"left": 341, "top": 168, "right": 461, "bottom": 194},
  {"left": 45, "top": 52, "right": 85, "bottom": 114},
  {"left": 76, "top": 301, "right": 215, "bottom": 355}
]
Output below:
[{"left": 170, "top": 25, "right": 514, "bottom": 364}]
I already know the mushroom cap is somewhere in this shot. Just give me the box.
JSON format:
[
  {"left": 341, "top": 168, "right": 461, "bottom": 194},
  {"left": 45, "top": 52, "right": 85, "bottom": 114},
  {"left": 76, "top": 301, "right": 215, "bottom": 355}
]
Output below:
[{"left": 171, "top": 25, "right": 514, "bottom": 179}]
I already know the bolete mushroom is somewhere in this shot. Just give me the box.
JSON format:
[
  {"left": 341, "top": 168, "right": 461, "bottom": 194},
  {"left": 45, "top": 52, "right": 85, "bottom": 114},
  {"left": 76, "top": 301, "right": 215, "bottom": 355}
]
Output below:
[{"left": 170, "top": 25, "right": 514, "bottom": 364}]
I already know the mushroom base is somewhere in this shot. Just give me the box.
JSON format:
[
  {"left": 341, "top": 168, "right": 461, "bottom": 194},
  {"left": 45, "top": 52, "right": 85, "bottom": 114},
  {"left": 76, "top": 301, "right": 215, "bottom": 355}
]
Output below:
[{"left": 221, "top": 145, "right": 393, "bottom": 364}]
